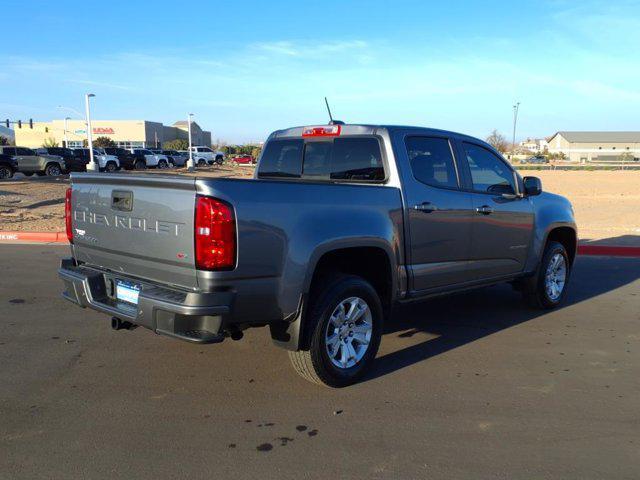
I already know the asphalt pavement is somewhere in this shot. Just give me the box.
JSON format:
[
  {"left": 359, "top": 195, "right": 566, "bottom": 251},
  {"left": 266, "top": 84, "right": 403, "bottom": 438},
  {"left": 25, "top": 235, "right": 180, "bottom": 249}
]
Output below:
[{"left": 1, "top": 245, "right": 639, "bottom": 479}]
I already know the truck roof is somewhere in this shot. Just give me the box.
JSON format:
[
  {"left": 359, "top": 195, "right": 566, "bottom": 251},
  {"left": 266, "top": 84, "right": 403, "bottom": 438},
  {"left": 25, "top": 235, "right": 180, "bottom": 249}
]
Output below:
[{"left": 270, "top": 124, "right": 488, "bottom": 146}]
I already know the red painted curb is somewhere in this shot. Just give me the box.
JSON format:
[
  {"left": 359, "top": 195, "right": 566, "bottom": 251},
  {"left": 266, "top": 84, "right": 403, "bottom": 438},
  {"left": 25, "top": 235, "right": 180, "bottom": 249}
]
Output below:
[
  {"left": 1, "top": 231, "right": 640, "bottom": 257},
  {"left": 0, "top": 231, "right": 68, "bottom": 244},
  {"left": 577, "top": 245, "right": 640, "bottom": 258}
]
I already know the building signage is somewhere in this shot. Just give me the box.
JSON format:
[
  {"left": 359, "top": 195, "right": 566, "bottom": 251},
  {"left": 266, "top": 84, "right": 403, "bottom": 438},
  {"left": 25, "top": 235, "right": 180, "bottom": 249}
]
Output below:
[
  {"left": 93, "top": 127, "right": 115, "bottom": 135},
  {"left": 74, "top": 129, "right": 86, "bottom": 135}
]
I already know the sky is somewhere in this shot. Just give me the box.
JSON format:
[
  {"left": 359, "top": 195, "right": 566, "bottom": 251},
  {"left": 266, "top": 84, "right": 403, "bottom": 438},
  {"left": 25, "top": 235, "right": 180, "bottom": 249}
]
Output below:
[{"left": 1, "top": 0, "right": 639, "bottom": 144}]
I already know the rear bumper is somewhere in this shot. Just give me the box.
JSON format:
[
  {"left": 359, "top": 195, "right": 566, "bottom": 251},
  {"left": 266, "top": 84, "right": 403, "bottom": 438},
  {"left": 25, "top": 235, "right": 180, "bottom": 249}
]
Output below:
[{"left": 58, "top": 258, "right": 233, "bottom": 344}]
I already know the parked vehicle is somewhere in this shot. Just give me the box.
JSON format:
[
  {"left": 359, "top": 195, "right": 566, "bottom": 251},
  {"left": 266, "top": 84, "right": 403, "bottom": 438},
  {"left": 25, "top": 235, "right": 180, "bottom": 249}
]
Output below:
[
  {"left": 189, "top": 146, "right": 224, "bottom": 166},
  {"left": 59, "top": 123, "right": 577, "bottom": 387},
  {"left": 72, "top": 148, "right": 120, "bottom": 172},
  {"left": 101, "top": 147, "right": 137, "bottom": 170},
  {"left": 0, "top": 146, "right": 65, "bottom": 176},
  {"left": 0, "top": 153, "right": 18, "bottom": 179},
  {"left": 130, "top": 149, "right": 170, "bottom": 169},
  {"left": 232, "top": 154, "right": 255, "bottom": 165},
  {"left": 36, "top": 147, "right": 76, "bottom": 172},
  {"left": 161, "top": 150, "right": 189, "bottom": 167},
  {"left": 522, "top": 155, "right": 548, "bottom": 164}
]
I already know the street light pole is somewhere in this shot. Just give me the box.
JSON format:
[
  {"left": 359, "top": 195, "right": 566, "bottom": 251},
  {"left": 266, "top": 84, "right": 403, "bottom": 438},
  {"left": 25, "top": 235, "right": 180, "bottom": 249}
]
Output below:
[
  {"left": 63, "top": 117, "right": 70, "bottom": 148},
  {"left": 187, "top": 113, "right": 195, "bottom": 172},
  {"left": 84, "top": 94, "right": 98, "bottom": 172},
  {"left": 512, "top": 102, "right": 520, "bottom": 155}
]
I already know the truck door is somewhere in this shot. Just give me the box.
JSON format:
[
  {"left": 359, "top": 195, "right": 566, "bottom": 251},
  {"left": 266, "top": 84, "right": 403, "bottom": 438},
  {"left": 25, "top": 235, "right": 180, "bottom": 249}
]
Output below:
[
  {"left": 397, "top": 134, "right": 475, "bottom": 292},
  {"left": 457, "top": 141, "right": 534, "bottom": 279},
  {"left": 16, "top": 147, "right": 38, "bottom": 172}
]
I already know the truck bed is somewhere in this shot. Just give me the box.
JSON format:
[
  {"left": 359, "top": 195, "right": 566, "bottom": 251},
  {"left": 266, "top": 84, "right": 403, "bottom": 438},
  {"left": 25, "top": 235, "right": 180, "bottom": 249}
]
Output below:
[{"left": 69, "top": 172, "right": 404, "bottom": 321}]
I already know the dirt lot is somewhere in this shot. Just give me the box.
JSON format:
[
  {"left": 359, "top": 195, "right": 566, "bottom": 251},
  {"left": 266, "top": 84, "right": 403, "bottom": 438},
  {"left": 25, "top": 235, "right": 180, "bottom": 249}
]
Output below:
[
  {"left": 533, "top": 170, "right": 640, "bottom": 245},
  {"left": 0, "top": 165, "right": 254, "bottom": 232},
  {"left": 0, "top": 168, "right": 638, "bottom": 245}
]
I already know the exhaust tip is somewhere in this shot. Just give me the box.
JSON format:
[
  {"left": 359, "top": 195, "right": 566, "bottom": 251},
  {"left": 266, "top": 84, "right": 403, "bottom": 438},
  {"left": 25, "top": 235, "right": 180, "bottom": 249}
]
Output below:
[
  {"left": 111, "top": 317, "right": 134, "bottom": 331},
  {"left": 230, "top": 330, "right": 244, "bottom": 341}
]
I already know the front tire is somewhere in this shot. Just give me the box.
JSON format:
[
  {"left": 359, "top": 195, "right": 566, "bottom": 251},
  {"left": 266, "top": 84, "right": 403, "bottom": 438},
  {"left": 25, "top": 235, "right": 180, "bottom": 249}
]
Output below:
[
  {"left": 105, "top": 161, "right": 117, "bottom": 173},
  {"left": 157, "top": 159, "right": 168, "bottom": 169},
  {"left": 523, "top": 241, "right": 571, "bottom": 309},
  {"left": 134, "top": 160, "right": 146, "bottom": 170},
  {"left": 289, "top": 275, "right": 383, "bottom": 387}
]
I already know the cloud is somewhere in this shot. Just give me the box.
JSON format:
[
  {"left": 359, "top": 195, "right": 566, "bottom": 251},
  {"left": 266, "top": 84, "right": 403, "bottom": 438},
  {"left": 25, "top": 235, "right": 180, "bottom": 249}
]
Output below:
[{"left": 251, "top": 39, "right": 368, "bottom": 58}]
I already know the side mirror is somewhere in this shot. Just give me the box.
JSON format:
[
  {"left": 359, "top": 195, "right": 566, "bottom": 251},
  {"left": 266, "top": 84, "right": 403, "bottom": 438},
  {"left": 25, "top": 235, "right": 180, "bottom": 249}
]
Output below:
[{"left": 523, "top": 176, "right": 542, "bottom": 196}]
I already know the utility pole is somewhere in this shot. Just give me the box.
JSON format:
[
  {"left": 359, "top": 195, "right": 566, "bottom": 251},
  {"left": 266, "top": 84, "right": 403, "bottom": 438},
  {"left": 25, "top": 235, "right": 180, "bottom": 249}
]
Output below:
[
  {"left": 512, "top": 101, "right": 520, "bottom": 155},
  {"left": 63, "top": 117, "right": 70, "bottom": 148},
  {"left": 187, "top": 113, "right": 195, "bottom": 172},
  {"left": 85, "top": 93, "right": 98, "bottom": 172}
]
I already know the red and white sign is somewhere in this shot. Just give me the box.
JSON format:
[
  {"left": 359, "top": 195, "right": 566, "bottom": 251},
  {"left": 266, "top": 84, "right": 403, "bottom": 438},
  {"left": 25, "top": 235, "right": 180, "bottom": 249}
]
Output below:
[{"left": 92, "top": 127, "right": 115, "bottom": 135}]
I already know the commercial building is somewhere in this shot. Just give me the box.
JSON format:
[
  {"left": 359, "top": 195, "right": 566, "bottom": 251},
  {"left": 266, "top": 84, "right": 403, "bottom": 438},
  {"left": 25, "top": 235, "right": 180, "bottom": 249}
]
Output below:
[
  {"left": 546, "top": 131, "right": 640, "bottom": 162},
  {"left": 13, "top": 119, "right": 212, "bottom": 149}
]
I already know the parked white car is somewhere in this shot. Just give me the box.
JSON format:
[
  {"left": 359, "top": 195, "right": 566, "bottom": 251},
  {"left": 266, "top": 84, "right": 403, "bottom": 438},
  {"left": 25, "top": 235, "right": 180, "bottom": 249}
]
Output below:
[
  {"left": 73, "top": 148, "right": 120, "bottom": 172},
  {"left": 189, "top": 146, "right": 224, "bottom": 166},
  {"left": 129, "top": 148, "right": 171, "bottom": 169}
]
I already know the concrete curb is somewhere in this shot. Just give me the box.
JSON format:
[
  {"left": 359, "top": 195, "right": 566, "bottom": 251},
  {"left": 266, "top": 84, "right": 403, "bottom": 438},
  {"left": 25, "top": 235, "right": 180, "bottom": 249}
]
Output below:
[
  {"left": 577, "top": 245, "right": 640, "bottom": 258},
  {"left": 1, "top": 231, "right": 640, "bottom": 257},
  {"left": 0, "top": 231, "right": 68, "bottom": 244}
]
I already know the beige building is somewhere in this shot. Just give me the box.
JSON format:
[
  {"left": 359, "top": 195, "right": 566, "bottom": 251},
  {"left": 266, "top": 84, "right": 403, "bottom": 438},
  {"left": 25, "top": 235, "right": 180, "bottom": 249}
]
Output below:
[
  {"left": 546, "top": 131, "right": 640, "bottom": 162},
  {"left": 14, "top": 119, "right": 212, "bottom": 149}
]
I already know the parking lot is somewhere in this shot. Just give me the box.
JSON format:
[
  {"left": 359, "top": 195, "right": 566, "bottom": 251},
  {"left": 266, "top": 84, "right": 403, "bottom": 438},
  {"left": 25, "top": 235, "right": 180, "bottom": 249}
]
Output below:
[{"left": 1, "top": 245, "right": 638, "bottom": 479}]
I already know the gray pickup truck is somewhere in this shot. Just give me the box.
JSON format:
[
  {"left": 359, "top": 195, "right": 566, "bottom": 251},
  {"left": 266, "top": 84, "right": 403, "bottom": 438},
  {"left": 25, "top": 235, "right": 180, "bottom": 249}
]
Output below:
[{"left": 59, "top": 123, "right": 577, "bottom": 387}]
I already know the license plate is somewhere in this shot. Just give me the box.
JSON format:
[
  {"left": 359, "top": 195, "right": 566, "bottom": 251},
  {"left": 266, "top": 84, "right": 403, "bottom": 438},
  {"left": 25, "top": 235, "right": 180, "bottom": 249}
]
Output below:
[{"left": 115, "top": 280, "right": 141, "bottom": 305}]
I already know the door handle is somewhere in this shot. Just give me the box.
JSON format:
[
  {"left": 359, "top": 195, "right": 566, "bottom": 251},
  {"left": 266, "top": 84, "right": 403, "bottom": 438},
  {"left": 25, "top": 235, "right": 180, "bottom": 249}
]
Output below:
[
  {"left": 476, "top": 205, "right": 493, "bottom": 215},
  {"left": 414, "top": 202, "right": 438, "bottom": 213}
]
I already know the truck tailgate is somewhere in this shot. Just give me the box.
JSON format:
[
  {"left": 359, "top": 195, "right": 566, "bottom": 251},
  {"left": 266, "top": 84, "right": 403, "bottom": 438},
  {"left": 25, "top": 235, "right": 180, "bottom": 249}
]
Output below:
[{"left": 70, "top": 173, "right": 198, "bottom": 289}]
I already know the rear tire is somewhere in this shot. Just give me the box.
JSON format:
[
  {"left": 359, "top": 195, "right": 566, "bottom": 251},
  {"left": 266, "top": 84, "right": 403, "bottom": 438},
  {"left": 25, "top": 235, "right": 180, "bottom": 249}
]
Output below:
[
  {"left": 197, "top": 158, "right": 207, "bottom": 167},
  {"left": 289, "top": 275, "right": 383, "bottom": 387},
  {"left": 523, "top": 241, "right": 571, "bottom": 309},
  {"left": 0, "top": 166, "right": 13, "bottom": 179},
  {"left": 23, "top": 172, "right": 34, "bottom": 177},
  {"left": 157, "top": 159, "right": 168, "bottom": 169},
  {"left": 134, "top": 160, "right": 146, "bottom": 170}
]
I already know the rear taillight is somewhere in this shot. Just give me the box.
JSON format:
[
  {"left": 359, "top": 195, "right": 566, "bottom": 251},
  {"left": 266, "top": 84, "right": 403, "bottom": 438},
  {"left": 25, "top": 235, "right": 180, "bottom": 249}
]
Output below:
[
  {"left": 195, "top": 196, "right": 236, "bottom": 270},
  {"left": 65, "top": 187, "right": 73, "bottom": 244},
  {"left": 302, "top": 125, "right": 341, "bottom": 137}
]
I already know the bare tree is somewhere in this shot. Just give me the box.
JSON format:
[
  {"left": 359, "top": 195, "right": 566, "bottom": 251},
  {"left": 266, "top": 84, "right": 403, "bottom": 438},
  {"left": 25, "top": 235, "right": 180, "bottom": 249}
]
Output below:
[{"left": 486, "top": 129, "right": 509, "bottom": 153}]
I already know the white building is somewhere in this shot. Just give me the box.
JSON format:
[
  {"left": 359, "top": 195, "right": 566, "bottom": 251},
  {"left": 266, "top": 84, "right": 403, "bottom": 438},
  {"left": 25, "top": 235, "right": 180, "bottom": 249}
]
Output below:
[
  {"left": 546, "top": 131, "right": 640, "bottom": 163},
  {"left": 519, "top": 138, "right": 548, "bottom": 153}
]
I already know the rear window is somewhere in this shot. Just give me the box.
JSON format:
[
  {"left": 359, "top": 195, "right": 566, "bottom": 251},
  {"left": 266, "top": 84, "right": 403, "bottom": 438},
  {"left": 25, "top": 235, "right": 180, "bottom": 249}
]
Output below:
[{"left": 258, "top": 137, "right": 385, "bottom": 182}]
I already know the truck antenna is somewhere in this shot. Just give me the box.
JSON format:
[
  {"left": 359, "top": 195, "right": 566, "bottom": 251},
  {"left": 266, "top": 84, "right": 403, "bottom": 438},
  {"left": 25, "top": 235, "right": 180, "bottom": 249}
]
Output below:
[{"left": 324, "top": 97, "right": 334, "bottom": 123}]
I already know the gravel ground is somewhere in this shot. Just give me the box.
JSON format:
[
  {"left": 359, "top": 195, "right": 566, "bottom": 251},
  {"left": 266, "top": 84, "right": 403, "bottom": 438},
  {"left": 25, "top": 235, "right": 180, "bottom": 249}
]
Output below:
[
  {"left": 0, "top": 168, "right": 639, "bottom": 245},
  {"left": 0, "top": 165, "right": 254, "bottom": 232}
]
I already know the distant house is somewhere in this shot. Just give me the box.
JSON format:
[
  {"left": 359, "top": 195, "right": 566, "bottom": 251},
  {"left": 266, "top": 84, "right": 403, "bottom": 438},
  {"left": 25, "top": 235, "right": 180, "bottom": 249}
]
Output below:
[
  {"left": 519, "top": 138, "right": 548, "bottom": 153},
  {"left": 546, "top": 131, "right": 640, "bottom": 162}
]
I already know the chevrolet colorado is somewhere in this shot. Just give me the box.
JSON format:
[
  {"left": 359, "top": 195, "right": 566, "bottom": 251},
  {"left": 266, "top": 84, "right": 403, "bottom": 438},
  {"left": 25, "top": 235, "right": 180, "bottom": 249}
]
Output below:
[{"left": 58, "top": 124, "right": 577, "bottom": 387}]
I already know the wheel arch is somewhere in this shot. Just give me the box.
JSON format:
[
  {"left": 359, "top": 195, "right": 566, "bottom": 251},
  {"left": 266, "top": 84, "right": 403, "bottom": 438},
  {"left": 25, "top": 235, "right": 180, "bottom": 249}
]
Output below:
[{"left": 271, "top": 239, "right": 398, "bottom": 352}]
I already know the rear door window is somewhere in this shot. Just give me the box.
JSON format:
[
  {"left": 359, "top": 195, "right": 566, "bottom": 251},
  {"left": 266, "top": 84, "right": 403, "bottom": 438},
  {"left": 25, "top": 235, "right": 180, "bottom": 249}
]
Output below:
[
  {"left": 17, "top": 147, "right": 34, "bottom": 155},
  {"left": 405, "top": 137, "right": 459, "bottom": 189}
]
